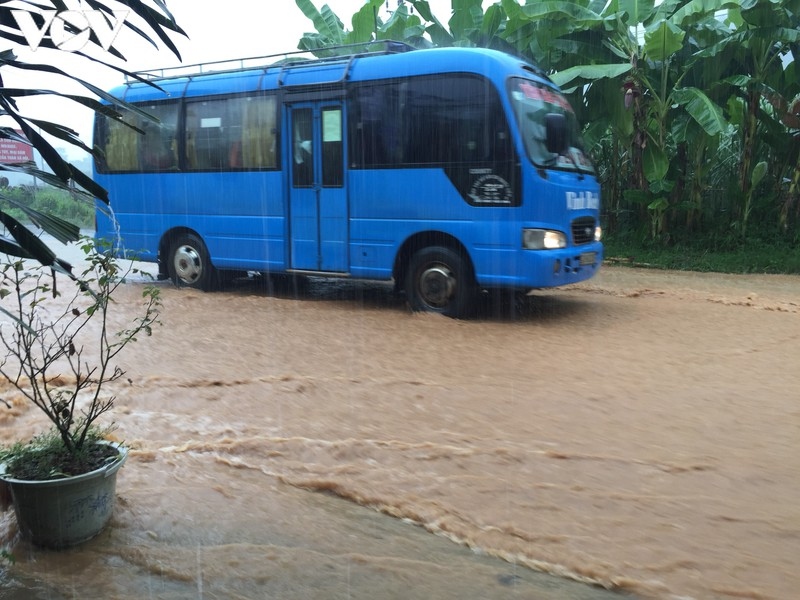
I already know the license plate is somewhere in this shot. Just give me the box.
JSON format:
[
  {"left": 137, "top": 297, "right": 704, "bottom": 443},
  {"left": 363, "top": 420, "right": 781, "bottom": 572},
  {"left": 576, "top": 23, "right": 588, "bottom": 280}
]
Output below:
[{"left": 579, "top": 252, "right": 597, "bottom": 266}]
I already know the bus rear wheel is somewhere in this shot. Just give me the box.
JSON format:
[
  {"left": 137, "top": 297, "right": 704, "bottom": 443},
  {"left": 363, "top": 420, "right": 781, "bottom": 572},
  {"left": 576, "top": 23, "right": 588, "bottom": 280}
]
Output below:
[
  {"left": 168, "top": 234, "right": 216, "bottom": 291},
  {"left": 405, "top": 246, "right": 476, "bottom": 319}
]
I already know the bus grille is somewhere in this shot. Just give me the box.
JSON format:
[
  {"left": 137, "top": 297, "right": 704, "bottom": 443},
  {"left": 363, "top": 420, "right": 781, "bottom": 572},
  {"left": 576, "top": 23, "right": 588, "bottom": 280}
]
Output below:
[{"left": 571, "top": 217, "right": 596, "bottom": 245}]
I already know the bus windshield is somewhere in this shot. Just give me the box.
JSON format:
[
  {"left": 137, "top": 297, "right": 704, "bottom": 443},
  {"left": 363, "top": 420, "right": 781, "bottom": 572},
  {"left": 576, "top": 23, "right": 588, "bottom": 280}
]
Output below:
[{"left": 508, "top": 78, "right": 594, "bottom": 174}]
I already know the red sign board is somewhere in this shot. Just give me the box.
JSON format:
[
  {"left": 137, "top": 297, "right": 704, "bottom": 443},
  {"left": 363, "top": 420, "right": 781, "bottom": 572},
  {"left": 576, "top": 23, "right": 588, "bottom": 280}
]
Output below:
[{"left": 0, "top": 135, "right": 34, "bottom": 164}]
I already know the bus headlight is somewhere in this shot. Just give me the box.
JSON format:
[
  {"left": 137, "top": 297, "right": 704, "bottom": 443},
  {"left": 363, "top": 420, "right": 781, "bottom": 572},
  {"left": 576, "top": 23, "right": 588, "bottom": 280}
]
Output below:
[
  {"left": 522, "top": 229, "right": 567, "bottom": 250},
  {"left": 595, "top": 226, "right": 602, "bottom": 241}
]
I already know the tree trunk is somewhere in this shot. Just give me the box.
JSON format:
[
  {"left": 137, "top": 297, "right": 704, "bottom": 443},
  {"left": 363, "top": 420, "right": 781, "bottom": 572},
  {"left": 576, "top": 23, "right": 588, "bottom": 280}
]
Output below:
[{"left": 739, "top": 89, "right": 760, "bottom": 236}]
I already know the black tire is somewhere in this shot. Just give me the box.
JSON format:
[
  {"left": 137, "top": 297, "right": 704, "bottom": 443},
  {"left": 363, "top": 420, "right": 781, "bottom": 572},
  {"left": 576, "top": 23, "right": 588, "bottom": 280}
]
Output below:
[
  {"left": 167, "top": 233, "right": 217, "bottom": 291},
  {"left": 405, "top": 246, "right": 477, "bottom": 318}
]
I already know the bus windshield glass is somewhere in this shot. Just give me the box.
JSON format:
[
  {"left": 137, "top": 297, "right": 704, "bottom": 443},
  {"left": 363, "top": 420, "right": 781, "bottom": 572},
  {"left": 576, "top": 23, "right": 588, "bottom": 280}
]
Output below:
[{"left": 508, "top": 78, "right": 594, "bottom": 174}]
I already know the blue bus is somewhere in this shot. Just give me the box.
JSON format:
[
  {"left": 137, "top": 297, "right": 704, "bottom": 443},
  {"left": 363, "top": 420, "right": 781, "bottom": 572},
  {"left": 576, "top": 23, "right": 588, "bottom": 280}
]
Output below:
[{"left": 94, "top": 42, "right": 602, "bottom": 318}]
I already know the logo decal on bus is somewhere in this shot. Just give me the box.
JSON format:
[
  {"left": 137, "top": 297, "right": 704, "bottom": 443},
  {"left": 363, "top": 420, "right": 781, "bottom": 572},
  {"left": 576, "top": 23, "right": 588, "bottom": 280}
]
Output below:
[
  {"left": 469, "top": 170, "right": 513, "bottom": 205},
  {"left": 566, "top": 191, "right": 600, "bottom": 210}
]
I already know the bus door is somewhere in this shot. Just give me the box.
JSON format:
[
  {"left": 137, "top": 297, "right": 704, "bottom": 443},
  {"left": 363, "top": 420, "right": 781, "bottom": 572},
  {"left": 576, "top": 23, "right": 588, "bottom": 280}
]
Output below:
[{"left": 287, "top": 102, "right": 347, "bottom": 273}]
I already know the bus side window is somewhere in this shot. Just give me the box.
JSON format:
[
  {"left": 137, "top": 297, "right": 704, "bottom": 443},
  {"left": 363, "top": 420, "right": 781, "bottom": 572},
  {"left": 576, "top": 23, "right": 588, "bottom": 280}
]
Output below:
[
  {"left": 102, "top": 112, "right": 139, "bottom": 171},
  {"left": 322, "top": 107, "right": 343, "bottom": 187},
  {"left": 184, "top": 95, "right": 277, "bottom": 171},
  {"left": 355, "top": 121, "right": 385, "bottom": 166},
  {"left": 349, "top": 85, "right": 398, "bottom": 168},
  {"left": 292, "top": 108, "right": 314, "bottom": 187},
  {"left": 350, "top": 75, "right": 512, "bottom": 169},
  {"left": 241, "top": 95, "right": 277, "bottom": 169},
  {"left": 185, "top": 99, "right": 227, "bottom": 170},
  {"left": 140, "top": 128, "right": 165, "bottom": 170},
  {"left": 139, "top": 113, "right": 178, "bottom": 171}
]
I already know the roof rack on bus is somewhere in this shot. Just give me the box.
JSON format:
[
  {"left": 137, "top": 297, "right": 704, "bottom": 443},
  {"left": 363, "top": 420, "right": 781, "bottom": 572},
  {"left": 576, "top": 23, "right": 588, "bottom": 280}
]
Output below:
[{"left": 126, "top": 40, "right": 416, "bottom": 84}]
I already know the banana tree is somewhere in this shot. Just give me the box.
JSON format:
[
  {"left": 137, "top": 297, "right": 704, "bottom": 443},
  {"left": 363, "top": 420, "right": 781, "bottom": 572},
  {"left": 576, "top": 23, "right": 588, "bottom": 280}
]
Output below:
[
  {"left": 296, "top": 0, "right": 511, "bottom": 52},
  {"left": 778, "top": 96, "right": 800, "bottom": 229},
  {"left": 694, "top": 0, "right": 800, "bottom": 235},
  {"left": 501, "top": 0, "right": 737, "bottom": 238},
  {"left": 296, "top": 0, "right": 430, "bottom": 53}
]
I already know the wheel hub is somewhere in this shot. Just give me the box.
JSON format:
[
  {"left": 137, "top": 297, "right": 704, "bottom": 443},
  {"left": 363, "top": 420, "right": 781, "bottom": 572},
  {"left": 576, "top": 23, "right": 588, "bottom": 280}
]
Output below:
[
  {"left": 419, "top": 265, "right": 455, "bottom": 308},
  {"left": 173, "top": 245, "right": 202, "bottom": 283}
]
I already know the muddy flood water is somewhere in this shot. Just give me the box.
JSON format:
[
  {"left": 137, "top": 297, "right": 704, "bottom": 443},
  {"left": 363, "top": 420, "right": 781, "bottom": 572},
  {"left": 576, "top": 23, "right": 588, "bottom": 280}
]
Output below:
[{"left": 1, "top": 243, "right": 798, "bottom": 600}]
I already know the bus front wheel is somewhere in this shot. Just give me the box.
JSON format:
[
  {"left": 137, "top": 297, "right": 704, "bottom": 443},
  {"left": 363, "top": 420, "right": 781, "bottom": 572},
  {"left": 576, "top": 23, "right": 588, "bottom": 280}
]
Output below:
[
  {"left": 168, "top": 234, "right": 216, "bottom": 291},
  {"left": 405, "top": 246, "right": 476, "bottom": 319}
]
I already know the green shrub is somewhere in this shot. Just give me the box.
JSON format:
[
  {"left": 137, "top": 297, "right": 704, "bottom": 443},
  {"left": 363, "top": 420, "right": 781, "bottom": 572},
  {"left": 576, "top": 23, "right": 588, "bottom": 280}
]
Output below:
[
  {"left": 0, "top": 186, "right": 94, "bottom": 230},
  {"left": 604, "top": 232, "right": 800, "bottom": 274}
]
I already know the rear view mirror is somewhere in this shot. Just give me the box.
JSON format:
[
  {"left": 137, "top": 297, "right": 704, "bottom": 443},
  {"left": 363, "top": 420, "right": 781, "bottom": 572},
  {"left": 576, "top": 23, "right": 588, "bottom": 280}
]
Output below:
[{"left": 545, "top": 113, "right": 568, "bottom": 155}]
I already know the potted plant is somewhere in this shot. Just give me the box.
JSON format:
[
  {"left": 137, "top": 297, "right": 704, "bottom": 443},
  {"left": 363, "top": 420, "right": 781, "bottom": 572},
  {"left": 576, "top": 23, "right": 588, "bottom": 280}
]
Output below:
[{"left": 0, "top": 238, "right": 160, "bottom": 548}]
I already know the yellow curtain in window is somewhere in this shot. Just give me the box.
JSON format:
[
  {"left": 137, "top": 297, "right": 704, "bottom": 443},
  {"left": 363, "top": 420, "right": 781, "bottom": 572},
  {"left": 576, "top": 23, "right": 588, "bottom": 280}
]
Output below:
[
  {"left": 105, "top": 117, "right": 139, "bottom": 171},
  {"left": 242, "top": 96, "right": 277, "bottom": 168}
]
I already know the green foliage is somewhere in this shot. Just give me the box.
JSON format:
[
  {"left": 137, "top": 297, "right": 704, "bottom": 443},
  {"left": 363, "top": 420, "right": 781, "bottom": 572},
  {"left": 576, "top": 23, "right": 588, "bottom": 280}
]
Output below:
[
  {"left": 0, "top": 186, "right": 94, "bottom": 230},
  {"left": 605, "top": 230, "right": 800, "bottom": 274}
]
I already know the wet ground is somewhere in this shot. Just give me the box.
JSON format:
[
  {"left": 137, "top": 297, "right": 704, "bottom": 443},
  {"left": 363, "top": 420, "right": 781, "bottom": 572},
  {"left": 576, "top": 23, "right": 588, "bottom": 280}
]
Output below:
[{"left": 1, "top": 240, "right": 798, "bottom": 599}]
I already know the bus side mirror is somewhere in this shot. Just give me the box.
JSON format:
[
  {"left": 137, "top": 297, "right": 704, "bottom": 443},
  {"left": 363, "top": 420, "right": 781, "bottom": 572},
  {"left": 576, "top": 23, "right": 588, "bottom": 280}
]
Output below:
[{"left": 545, "top": 113, "right": 568, "bottom": 155}]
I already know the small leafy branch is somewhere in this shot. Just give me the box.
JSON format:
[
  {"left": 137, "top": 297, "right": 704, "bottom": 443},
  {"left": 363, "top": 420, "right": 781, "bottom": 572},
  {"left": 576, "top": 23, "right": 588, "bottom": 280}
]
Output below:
[{"left": 0, "top": 238, "right": 160, "bottom": 457}]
